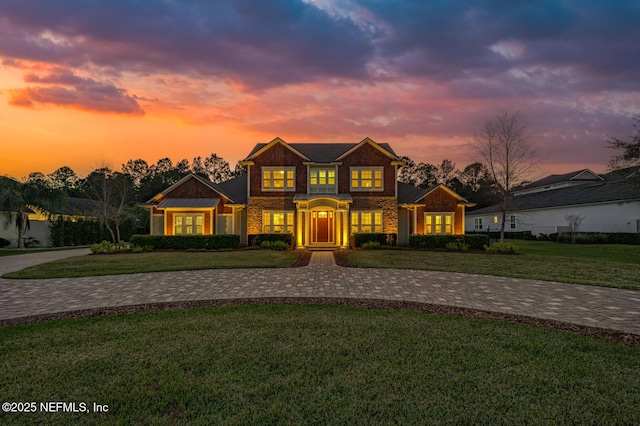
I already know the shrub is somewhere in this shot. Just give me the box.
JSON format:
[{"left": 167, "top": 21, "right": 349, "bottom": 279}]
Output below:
[
  {"left": 361, "top": 241, "right": 381, "bottom": 250},
  {"left": 484, "top": 242, "right": 520, "bottom": 254},
  {"left": 249, "top": 233, "right": 294, "bottom": 246},
  {"left": 353, "top": 233, "right": 396, "bottom": 247},
  {"left": 131, "top": 245, "right": 145, "bottom": 253},
  {"left": 260, "top": 240, "right": 290, "bottom": 251},
  {"left": 557, "top": 232, "right": 640, "bottom": 245},
  {"left": 129, "top": 234, "right": 240, "bottom": 250},
  {"left": 0, "top": 237, "right": 11, "bottom": 248},
  {"left": 91, "top": 240, "right": 131, "bottom": 254},
  {"left": 409, "top": 234, "right": 488, "bottom": 250},
  {"left": 445, "top": 239, "right": 470, "bottom": 252}
]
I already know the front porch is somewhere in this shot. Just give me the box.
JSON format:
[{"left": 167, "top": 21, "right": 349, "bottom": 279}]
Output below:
[{"left": 293, "top": 195, "right": 352, "bottom": 249}]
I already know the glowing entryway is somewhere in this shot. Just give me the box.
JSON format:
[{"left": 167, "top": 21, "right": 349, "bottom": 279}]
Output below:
[{"left": 311, "top": 210, "right": 334, "bottom": 244}]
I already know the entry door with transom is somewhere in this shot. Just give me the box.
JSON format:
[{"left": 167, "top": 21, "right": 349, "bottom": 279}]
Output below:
[{"left": 311, "top": 210, "right": 334, "bottom": 244}]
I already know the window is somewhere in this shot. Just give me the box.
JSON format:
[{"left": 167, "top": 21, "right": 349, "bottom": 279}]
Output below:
[
  {"left": 263, "top": 211, "right": 294, "bottom": 234},
  {"left": 309, "top": 167, "right": 337, "bottom": 193},
  {"left": 510, "top": 215, "right": 516, "bottom": 229},
  {"left": 262, "top": 167, "right": 295, "bottom": 191},
  {"left": 474, "top": 218, "right": 483, "bottom": 230},
  {"left": 424, "top": 213, "right": 454, "bottom": 235},
  {"left": 493, "top": 216, "right": 499, "bottom": 224},
  {"left": 350, "top": 167, "right": 383, "bottom": 191},
  {"left": 351, "top": 211, "right": 382, "bottom": 233},
  {"left": 174, "top": 214, "right": 204, "bottom": 235}
]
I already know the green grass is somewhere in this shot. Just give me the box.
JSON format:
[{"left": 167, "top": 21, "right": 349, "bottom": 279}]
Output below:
[
  {"left": 348, "top": 241, "right": 640, "bottom": 290},
  {"left": 0, "top": 247, "right": 88, "bottom": 257},
  {"left": 0, "top": 305, "right": 638, "bottom": 425},
  {"left": 2, "top": 250, "right": 299, "bottom": 279}
]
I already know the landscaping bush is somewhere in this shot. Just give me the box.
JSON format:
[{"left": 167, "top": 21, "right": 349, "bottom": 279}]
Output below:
[
  {"left": 353, "top": 233, "right": 396, "bottom": 247},
  {"left": 49, "top": 217, "right": 111, "bottom": 247},
  {"left": 90, "top": 240, "right": 131, "bottom": 254},
  {"left": 129, "top": 234, "right": 240, "bottom": 250},
  {"left": 0, "top": 237, "right": 11, "bottom": 248},
  {"left": 484, "top": 242, "right": 520, "bottom": 254},
  {"left": 445, "top": 239, "right": 470, "bottom": 252},
  {"left": 408, "top": 234, "right": 488, "bottom": 250},
  {"left": 361, "top": 241, "right": 382, "bottom": 250},
  {"left": 260, "top": 240, "right": 291, "bottom": 251},
  {"left": 557, "top": 232, "right": 640, "bottom": 245},
  {"left": 249, "top": 233, "right": 294, "bottom": 246}
]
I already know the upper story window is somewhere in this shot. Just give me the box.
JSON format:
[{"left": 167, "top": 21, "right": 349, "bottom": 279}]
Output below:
[
  {"left": 351, "top": 167, "right": 383, "bottom": 191},
  {"left": 262, "top": 167, "right": 295, "bottom": 191},
  {"left": 309, "top": 167, "right": 337, "bottom": 193}
]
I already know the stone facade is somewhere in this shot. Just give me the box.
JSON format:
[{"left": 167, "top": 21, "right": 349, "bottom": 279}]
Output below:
[
  {"left": 247, "top": 197, "right": 297, "bottom": 235},
  {"left": 351, "top": 197, "right": 399, "bottom": 234}
]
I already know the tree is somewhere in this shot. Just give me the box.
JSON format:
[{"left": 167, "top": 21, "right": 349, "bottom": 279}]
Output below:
[
  {"left": 203, "top": 154, "right": 233, "bottom": 183},
  {"left": 397, "top": 156, "right": 438, "bottom": 188},
  {"left": 122, "top": 159, "right": 150, "bottom": 189},
  {"left": 457, "top": 162, "right": 500, "bottom": 209},
  {"left": 607, "top": 115, "right": 640, "bottom": 171},
  {"left": 471, "top": 111, "right": 540, "bottom": 242},
  {"left": 48, "top": 166, "right": 79, "bottom": 194},
  {"left": 0, "top": 176, "right": 65, "bottom": 248},
  {"left": 434, "top": 159, "right": 459, "bottom": 187},
  {"left": 565, "top": 213, "right": 585, "bottom": 244}
]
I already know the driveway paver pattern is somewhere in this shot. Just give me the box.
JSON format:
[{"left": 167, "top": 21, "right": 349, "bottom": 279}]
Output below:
[{"left": 0, "top": 250, "right": 638, "bottom": 334}]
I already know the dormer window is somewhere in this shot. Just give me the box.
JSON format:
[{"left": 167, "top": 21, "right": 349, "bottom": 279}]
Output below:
[
  {"left": 309, "top": 166, "right": 337, "bottom": 193},
  {"left": 262, "top": 167, "right": 295, "bottom": 191},
  {"left": 351, "top": 167, "right": 383, "bottom": 191}
]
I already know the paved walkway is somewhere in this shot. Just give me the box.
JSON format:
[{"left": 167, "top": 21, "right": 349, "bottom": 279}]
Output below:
[{"left": 0, "top": 250, "right": 639, "bottom": 334}]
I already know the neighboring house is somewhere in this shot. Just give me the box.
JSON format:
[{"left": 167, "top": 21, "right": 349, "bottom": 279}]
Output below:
[
  {"left": 0, "top": 197, "right": 104, "bottom": 247},
  {"left": 466, "top": 168, "right": 640, "bottom": 236},
  {"left": 143, "top": 137, "right": 474, "bottom": 248}
]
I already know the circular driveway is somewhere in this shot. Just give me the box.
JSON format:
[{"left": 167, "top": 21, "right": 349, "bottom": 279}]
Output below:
[{"left": 0, "top": 250, "right": 639, "bottom": 335}]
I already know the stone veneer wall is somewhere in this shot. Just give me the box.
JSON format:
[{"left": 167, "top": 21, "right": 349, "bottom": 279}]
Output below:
[
  {"left": 247, "top": 197, "right": 296, "bottom": 235},
  {"left": 350, "top": 197, "right": 398, "bottom": 234}
]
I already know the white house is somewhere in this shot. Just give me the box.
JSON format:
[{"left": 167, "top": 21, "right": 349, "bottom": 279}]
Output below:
[{"left": 466, "top": 168, "right": 640, "bottom": 236}]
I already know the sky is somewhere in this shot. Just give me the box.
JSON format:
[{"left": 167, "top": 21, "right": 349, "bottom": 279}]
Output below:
[{"left": 1, "top": 0, "right": 639, "bottom": 180}]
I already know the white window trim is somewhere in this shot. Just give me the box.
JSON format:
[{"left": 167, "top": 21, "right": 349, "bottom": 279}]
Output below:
[
  {"left": 510, "top": 215, "right": 516, "bottom": 229},
  {"left": 261, "top": 166, "right": 295, "bottom": 192},
  {"left": 263, "top": 211, "right": 295, "bottom": 234},
  {"left": 424, "top": 212, "right": 455, "bottom": 235},
  {"left": 350, "top": 167, "right": 384, "bottom": 191},
  {"left": 474, "top": 217, "right": 483, "bottom": 230},
  {"left": 308, "top": 166, "right": 338, "bottom": 194},
  {"left": 351, "top": 210, "right": 383, "bottom": 234},
  {"left": 173, "top": 213, "right": 205, "bottom": 235}
]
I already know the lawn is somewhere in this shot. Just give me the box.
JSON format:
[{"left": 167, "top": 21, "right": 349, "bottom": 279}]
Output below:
[
  {"left": 346, "top": 241, "right": 640, "bottom": 290},
  {"left": 2, "top": 250, "right": 301, "bottom": 279},
  {"left": 0, "top": 305, "right": 638, "bottom": 425},
  {"left": 0, "top": 247, "right": 88, "bottom": 257}
]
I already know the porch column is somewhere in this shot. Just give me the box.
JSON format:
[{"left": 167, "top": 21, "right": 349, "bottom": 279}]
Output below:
[
  {"left": 149, "top": 208, "right": 154, "bottom": 235},
  {"left": 296, "top": 209, "right": 304, "bottom": 248},
  {"left": 304, "top": 211, "right": 311, "bottom": 246},
  {"left": 342, "top": 210, "right": 349, "bottom": 248},
  {"left": 335, "top": 210, "right": 341, "bottom": 247},
  {"left": 413, "top": 207, "right": 418, "bottom": 235}
]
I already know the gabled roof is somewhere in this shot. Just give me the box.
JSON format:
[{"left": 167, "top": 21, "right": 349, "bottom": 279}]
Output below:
[
  {"left": 397, "top": 182, "right": 473, "bottom": 206},
  {"left": 468, "top": 169, "right": 640, "bottom": 215},
  {"left": 157, "top": 198, "right": 220, "bottom": 209},
  {"left": 215, "top": 173, "right": 247, "bottom": 204},
  {"left": 518, "top": 169, "right": 603, "bottom": 191},
  {"left": 243, "top": 137, "right": 399, "bottom": 163},
  {"left": 145, "top": 173, "right": 234, "bottom": 204}
]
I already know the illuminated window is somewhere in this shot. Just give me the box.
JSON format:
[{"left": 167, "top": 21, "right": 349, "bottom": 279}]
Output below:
[
  {"left": 263, "top": 211, "right": 294, "bottom": 234},
  {"left": 309, "top": 167, "right": 337, "bottom": 193},
  {"left": 262, "top": 167, "right": 295, "bottom": 191},
  {"left": 493, "top": 216, "right": 499, "bottom": 224},
  {"left": 350, "top": 167, "right": 383, "bottom": 191},
  {"left": 424, "top": 213, "right": 454, "bottom": 235},
  {"left": 351, "top": 211, "right": 382, "bottom": 233},
  {"left": 474, "top": 218, "right": 483, "bottom": 230},
  {"left": 174, "top": 214, "right": 204, "bottom": 235}
]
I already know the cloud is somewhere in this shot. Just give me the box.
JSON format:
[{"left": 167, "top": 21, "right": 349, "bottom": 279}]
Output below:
[{"left": 9, "top": 69, "right": 144, "bottom": 115}]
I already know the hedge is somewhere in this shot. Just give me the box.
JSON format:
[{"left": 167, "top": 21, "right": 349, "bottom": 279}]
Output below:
[
  {"left": 408, "top": 234, "right": 489, "bottom": 250},
  {"left": 129, "top": 234, "right": 240, "bottom": 250},
  {"left": 248, "top": 233, "right": 294, "bottom": 246},
  {"left": 352, "top": 233, "right": 397, "bottom": 247},
  {"left": 557, "top": 232, "right": 640, "bottom": 245},
  {"left": 468, "top": 230, "right": 537, "bottom": 241}
]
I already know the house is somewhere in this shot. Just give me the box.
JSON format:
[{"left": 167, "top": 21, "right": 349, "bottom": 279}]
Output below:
[
  {"left": 465, "top": 168, "right": 640, "bottom": 236},
  {"left": 143, "top": 137, "right": 474, "bottom": 248}
]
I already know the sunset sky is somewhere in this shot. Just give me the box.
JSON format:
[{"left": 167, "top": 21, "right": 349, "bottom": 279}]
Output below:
[{"left": 1, "top": 0, "right": 639, "bottom": 180}]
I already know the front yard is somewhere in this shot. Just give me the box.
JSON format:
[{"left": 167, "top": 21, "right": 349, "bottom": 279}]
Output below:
[
  {"left": 1, "top": 305, "right": 638, "bottom": 425},
  {"left": 2, "top": 250, "right": 303, "bottom": 279},
  {"left": 346, "top": 241, "right": 640, "bottom": 290}
]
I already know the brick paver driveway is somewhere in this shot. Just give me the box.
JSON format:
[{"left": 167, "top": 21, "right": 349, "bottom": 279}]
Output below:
[{"left": 0, "top": 250, "right": 638, "bottom": 334}]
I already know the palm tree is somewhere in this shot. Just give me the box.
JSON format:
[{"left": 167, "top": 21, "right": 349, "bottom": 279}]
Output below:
[{"left": 0, "top": 176, "right": 65, "bottom": 248}]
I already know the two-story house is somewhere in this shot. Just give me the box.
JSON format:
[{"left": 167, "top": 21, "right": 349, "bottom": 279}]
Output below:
[{"left": 144, "top": 137, "right": 473, "bottom": 248}]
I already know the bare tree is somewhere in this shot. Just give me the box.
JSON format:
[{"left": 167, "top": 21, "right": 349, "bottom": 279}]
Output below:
[
  {"left": 471, "top": 111, "right": 540, "bottom": 242},
  {"left": 565, "top": 213, "right": 585, "bottom": 244}
]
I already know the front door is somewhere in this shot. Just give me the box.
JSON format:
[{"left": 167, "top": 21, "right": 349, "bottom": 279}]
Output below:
[{"left": 311, "top": 210, "right": 334, "bottom": 244}]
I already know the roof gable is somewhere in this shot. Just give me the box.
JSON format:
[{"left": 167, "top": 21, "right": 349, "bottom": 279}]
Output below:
[
  {"left": 148, "top": 174, "right": 233, "bottom": 204},
  {"left": 243, "top": 137, "right": 310, "bottom": 162},
  {"left": 335, "top": 137, "right": 400, "bottom": 161}
]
